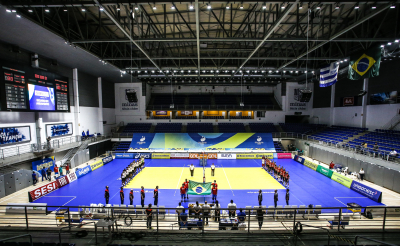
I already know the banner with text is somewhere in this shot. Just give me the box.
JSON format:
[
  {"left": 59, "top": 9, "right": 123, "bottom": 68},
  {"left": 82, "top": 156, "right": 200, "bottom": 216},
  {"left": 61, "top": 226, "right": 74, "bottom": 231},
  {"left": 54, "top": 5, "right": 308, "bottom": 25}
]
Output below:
[
  {"left": 217, "top": 153, "right": 236, "bottom": 159},
  {"left": 331, "top": 172, "right": 353, "bottom": 188},
  {"left": 32, "top": 157, "right": 54, "bottom": 172},
  {"left": 277, "top": 153, "right": 292, "bottom": 159},
  {"left": 115, "top": 153, "right": 134, "bottom": 159},
  {"left": 303, "top": 159, "right": 319, "bottom": 171},
  {"left": 0, "top": 126, "right": 31, "bottom": 146},
  {"left": 350, "top": 180, "right": 382, "bottom": 203},
  {"left": 236, "top": 153, "right": 273, "bottom": 159},
  {"left": 75, "top": 165, "right": 92, "bottom": 179},
  {"left": 294, "top": 155, "right": 305, "bottom": 164},
  {"left": 29, "top": 181, "right": 59, "bottom": 202},
  {"left": 89, "top": 160, "right": 104, "bottom": 171},
  {"left": 152, "top": 153, "right": 171, "bottom": 159},
  {"left": 46, "top": 123, "right": 73, "bottom": 138},
  {"left": 316, "top": 165, "right": 333, "bottom": 178},
  {"left": 170, "top": 153, "right": 189, "bottom": 159}
]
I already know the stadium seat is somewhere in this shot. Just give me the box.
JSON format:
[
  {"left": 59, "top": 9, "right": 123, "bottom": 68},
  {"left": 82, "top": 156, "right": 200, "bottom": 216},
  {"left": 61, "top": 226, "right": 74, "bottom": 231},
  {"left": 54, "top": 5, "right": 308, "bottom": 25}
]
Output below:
[
  {"left": 127, "top": 205, "right": 135, "bottom": 215},
  {"left": 158, "top": 206, "right": 166, "bottom": 219},
  {"left": 267, "top": 206, "right": 275, "bottom": 219},
  {"left": 298, "top": 205, "right": 307, "bottom": 218},
  {"left": 311, "top": 205, "right": 322, "bottom": 218},
  {"left": 283, "top": 205, "right": 291, "bottom": 218}
]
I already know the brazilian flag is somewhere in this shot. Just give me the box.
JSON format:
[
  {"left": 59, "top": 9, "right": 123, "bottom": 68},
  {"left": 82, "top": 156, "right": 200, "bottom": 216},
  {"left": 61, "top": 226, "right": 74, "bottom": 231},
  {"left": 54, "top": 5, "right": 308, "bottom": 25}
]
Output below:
[
  {"left": 348, "top": 47, "right": 381, "bottom": 80},
  {"left": 187, "top": 180, "right": 212, "bottom": 195}
]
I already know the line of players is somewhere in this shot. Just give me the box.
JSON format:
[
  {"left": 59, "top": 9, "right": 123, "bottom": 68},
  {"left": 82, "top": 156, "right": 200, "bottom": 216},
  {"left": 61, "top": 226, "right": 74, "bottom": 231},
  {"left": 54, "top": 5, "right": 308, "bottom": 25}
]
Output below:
[
  {"left": 180, "top": 179, "right": 219, "bottom": 203},
  {"left": 262, "top": 156, "right": 290, "bottom": 187},
  {"left": 121, "top": 157, "right": 145, "bottom": 186},
  {"left": 104, "top": 185, "right": 159, "bottom": 207}
]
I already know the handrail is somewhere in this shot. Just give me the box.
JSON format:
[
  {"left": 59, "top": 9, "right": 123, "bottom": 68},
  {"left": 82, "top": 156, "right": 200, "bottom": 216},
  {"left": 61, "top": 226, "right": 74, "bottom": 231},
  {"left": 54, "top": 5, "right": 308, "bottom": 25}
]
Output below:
[
  {"left": 295, "top": 223, "right": 332, "bottom": 246},
  {"left": 0, "top": 234, "right": 33, "bottom": 246},
  {"left": 354, "top": 235, "right": 397, "bottom": 246},
  {"left": 59, "top": 221, "right": 97, "bottom": 245}
]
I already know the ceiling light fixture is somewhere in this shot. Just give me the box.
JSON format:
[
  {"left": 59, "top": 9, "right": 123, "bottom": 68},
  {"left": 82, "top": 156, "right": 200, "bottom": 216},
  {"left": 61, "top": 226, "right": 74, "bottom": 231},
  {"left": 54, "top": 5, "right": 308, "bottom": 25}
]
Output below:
[
  {"left": 263, "top": 5, "right": 267, "bottom": 9},
  {"left": 135, "top": 6, "right": 139, "bottom": 10},
  {"left": 6, "top": 9, "right": 11, "bottom": 13},
  {"left": 153, "top": 6, "right": 157, "bottom": 10},
  {"left": 45, "top": 9, "right": 50, "bottom": 12},
  {"left": 390, "top": 4, "right": 396, "bottom": 9},
  {"left": 28, "top": 9, "right": 33, "bottom": 13},
  {"left": 240, "top": 5, "right": 244, "bottom": 9},
  {"left": 82, "top": 8, "right": 86, "bottom": 12},
  {"left": 117, "top": 5, "right": 120, "bottom": 11},
  {"left": 207, "top": 4, "right": 211, "bottom": 9},
  {"left": 16, "top": 14, "right": 21, "bottom": 18},
  {"left": 371, "top": 5, "right": 376, "bottom": 9},
  {"left": 226, "top": 5, "right": 230, "bottom": 9},
  {"left": 99, "top": 7, "right": 104, "bottom": 11},
  {"left": 171, "top": 5, "right": 175, "bottom": 9},
  {"left": 189, "top": 5, "right": 194, "bottom": 10}
]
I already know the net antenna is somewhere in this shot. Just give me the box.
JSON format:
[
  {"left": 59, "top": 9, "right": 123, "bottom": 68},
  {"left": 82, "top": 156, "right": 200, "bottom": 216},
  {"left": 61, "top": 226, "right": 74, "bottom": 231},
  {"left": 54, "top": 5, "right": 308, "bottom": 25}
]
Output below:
[{"left": 305, "top": 5, "right": 310, "bottom": 89}]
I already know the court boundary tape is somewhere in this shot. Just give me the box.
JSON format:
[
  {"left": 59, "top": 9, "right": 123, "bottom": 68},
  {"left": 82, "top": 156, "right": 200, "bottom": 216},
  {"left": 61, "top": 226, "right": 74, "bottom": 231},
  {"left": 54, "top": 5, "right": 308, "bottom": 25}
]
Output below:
[
  {"left": 221, "top": 163, "right": 234, "bottom": 196},
  {"left": 334, "top": 197, "right": 367, "bottom": 207}
]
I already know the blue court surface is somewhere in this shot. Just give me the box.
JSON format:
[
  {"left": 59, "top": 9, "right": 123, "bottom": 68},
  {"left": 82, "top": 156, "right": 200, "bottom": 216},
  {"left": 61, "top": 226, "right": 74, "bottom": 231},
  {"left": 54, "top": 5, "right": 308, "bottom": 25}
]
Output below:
[{"left": 33, "top": 159, "right": 384, "bottom": 212}]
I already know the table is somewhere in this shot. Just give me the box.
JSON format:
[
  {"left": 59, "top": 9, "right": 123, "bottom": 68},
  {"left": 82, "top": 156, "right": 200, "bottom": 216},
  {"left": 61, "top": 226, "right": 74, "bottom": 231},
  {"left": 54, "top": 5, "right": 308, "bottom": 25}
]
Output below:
[
  {"left": 219, "top": 218, "right": 238, "bottom": 230},
  {"left": 96, "top": 219, "right": 114, "bottom": 238},
  {"left": 181, "top": 219, "right": 203, "bottom": 230},
  {"left": 55, "top": 209, "right": 68, "bottom": 225},
  {"left": 347, "top": 203, "right": 362, "bottom": 219}
]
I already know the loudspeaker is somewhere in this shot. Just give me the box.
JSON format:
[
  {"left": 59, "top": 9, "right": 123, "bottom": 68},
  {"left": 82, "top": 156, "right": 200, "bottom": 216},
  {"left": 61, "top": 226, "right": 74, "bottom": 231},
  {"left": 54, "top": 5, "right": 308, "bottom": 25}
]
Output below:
[
  {"left": 51, "top": 59, "right": 58, "bottom": 66},
  {"left": 125, "top": 89, "right": 138, "bottom": 103},
  {"left": 212, "top": 86, "right": 215, "bottom": 89},
  {"left": 247, "top": 86, "right": 249, "bottom": 89},
  {"left": 298, "top": 89, "right": 312, "bottom": 102},
  {"left": 178, "top": 86, "right": 181, "bottom": 89}
]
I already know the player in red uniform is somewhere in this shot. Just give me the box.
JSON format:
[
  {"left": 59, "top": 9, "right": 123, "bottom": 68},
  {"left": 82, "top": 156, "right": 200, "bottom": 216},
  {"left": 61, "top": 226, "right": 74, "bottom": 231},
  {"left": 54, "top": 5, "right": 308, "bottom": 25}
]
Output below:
[
  {"left": 211, "top": 180, "right": 218, "bottom": 189},
  {"left": 285, "top": 171, "right": 290, "bottom": 187},
  {"left": 211, "top": 185, "right": 218, "bottom": 202},
  {"left": 184, "top": 179, "right": 189, "bottom": 200},
  {"left": 180, "top": 183, "right": 186, "bottom": 202}
]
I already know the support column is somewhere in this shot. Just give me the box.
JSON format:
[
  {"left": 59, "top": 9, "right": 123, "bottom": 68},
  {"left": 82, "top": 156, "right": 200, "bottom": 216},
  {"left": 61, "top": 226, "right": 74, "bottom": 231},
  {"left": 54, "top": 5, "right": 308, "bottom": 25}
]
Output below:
[
  {"left": 330, "top": 83, "right": 336, "bottom": 126},
  {"left": 73, "top": 69, "right": 80, "bottom": 137},
  {"left": 98, "top": 77, "right": 104, "bottom": 135},
  {"left": 361, "top": 78, "right": 369, "bottom": 128},
  {"left": 35, "top": 112, "right": 43, "bottom": 149}
]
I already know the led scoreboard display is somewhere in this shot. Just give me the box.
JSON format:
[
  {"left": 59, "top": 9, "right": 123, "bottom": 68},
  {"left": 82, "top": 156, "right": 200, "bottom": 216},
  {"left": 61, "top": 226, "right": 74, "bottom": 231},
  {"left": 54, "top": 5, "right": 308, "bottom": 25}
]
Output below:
[{"left": 0, "top": 60, "right": 70, "bottom": 112}]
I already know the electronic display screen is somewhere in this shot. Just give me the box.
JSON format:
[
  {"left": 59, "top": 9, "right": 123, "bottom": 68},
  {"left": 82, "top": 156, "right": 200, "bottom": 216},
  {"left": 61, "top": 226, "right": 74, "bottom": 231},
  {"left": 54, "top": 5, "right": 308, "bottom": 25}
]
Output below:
[{"left": 28, "top": 84, "right": 55, "bottom": 111}]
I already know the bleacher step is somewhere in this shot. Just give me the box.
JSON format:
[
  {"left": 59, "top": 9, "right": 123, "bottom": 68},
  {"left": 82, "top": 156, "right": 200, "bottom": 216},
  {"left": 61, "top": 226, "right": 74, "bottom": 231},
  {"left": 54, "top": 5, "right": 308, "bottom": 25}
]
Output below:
[{"left": 149, "top": 124, "right": 156, "bottom": 133}]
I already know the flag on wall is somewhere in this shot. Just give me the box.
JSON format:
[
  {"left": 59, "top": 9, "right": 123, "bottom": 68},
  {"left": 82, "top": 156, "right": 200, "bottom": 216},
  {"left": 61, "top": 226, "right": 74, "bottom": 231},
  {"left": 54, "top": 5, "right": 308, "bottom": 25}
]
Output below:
[
  {"left": 319, "top": 62, "right": 339, "bottom": 87},
  {"left": 348, "top": 47, "right": 381, "bottom": 80}
]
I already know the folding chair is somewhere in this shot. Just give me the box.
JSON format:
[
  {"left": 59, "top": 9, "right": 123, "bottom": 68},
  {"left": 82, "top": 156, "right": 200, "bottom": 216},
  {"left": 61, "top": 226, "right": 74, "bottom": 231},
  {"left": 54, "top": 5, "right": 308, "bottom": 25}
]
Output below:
[
  {"left": 158, "top": 206, "right": 166, "bottom": 219},
  {"left": 298, "top": 205, "right": 307, "bottom": 219},
  {"left": 267, "top": 206, "right": 275, "bottom": 219}
]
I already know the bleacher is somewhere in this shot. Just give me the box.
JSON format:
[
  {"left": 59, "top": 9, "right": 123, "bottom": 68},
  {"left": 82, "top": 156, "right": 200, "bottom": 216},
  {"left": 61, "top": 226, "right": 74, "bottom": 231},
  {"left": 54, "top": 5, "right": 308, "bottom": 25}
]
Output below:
[
  {"left": 154, "top": 123, "right": 182, "bottom": 133},
  {"left": 279, "top": 123, "right": 326, "bottom": 134},
  {"left": 122, "top": 123, "right": 152, "bottom": 134},
  {"left": 218, "top": 123, "right": 246, "bottom": 133},
  {"left": 176, "top": 116, "right": 197, "bottom": 119},
  {"left": 113, "top": 142, "right": 131, "bottom": 152},
  {"left": 151, "top": 94, "right": 185, "bottom": 107},
  {"left": 230, "top": 116, "right": 252, "bottom": 119},
  {"left": 243, "top": 94, "right": 274, "bottom": 107},
  {"left": 274, "top": 141, "right": 285, "bottom": 152},
  {"left": 187, "top": 123, "right": 214, "bottom": 133},
  {"left": 214, "top": 95, "right": 238, "bottom": 106},
  {"left": 249, "top": 123, "right": 277, "bottom": 132},
  {"left": 348, "top": 129, "right": 400, "bottom": 157},
  {"left": 188, "top": 95, "right": 211, "bottom": 105},
  {"left": 153, "top": 116, "right": 170, "bottom": 119},
  {"left": 311, "top": 125, "right": 366, "bottom": 144},
  {"left": 203, "top": 116, "right": 224, "bottom": 119}
]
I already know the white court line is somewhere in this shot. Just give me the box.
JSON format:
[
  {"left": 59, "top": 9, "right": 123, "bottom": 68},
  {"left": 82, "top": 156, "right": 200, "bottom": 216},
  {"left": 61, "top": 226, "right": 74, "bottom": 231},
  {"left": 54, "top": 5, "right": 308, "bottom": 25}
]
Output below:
[
  {"left": 174, "top": 164, "right": 186, "bottom": 196},
  {"left": 44, "top": 196, "right": 76, "bottom": 211},
  {"left": 221, "top": 164, "right": 234, "bottom": 196},
  {"left": 334, "top": 197, "right": 367, "bottom": 207}
]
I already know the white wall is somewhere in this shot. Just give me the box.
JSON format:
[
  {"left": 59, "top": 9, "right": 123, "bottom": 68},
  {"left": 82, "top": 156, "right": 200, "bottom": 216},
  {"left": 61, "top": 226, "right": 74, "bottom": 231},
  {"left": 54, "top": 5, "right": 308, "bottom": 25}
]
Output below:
[
  {"left": 273, "top": 83, "right": 282, "bottom": 107},
  {"left": 103, "top": 108, "right": 116, "bottom": 136},
  {"left": 312, "top": 108, "right": 331, "bottom": 125},
  {"left": 366, "top": 104, "right": 400, "bottom": 130}
]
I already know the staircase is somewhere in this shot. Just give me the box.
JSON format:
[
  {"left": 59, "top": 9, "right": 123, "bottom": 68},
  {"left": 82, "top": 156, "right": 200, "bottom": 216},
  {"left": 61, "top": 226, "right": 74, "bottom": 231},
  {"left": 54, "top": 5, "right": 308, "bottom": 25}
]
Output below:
[
  {"left": 149, "top": 124, "right": 156, "bottom": 133},
  {"left": 60, "top": 139, "right": 89, "bottom": 166},
  {"left": 275, "top": 124, "right": 284, "bottom": 132},
  {"left": 181, "top": 124, "right": 187, "bottom": 133},
  {"left": 342, "top": 131, "right": 370, "bottom": 144},
  {"left": 382, "top": 114, "right": 400, "bottom": 130},
  {"left": 213, "top": 124, "right": 219, "bottom": 133}
]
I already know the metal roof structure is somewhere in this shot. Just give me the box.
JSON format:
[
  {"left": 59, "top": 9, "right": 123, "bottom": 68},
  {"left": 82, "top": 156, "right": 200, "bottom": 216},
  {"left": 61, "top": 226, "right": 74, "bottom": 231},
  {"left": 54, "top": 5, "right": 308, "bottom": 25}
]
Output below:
[{"left": 1, "top": 0, "right": 399, "bottom": 84}]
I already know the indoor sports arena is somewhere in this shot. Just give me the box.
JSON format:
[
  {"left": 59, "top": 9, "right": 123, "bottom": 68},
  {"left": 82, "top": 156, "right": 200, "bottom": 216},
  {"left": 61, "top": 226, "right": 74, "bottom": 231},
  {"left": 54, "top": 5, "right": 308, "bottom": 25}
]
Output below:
[{"left": 0, "top": 1, "right": 399, "bottom": 245}]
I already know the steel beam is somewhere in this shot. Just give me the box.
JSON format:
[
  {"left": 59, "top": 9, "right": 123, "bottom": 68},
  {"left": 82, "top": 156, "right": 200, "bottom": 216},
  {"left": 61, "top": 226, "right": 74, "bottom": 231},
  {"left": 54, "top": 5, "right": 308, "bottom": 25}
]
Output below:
[
  {"left": 234, "top": 0, "right": 300, "bottom": 75},
  {"left": 71, "top": 37, "right": 399, "bottom": 43},
  {"left": 93, "top": 0, "right": 162, "bottom": 72},
  {"left": 277, "top": 3, "right": 393, "bottom": 70},
  {"left": 105, "top": 56, "right": 338, "bottom": 60}
]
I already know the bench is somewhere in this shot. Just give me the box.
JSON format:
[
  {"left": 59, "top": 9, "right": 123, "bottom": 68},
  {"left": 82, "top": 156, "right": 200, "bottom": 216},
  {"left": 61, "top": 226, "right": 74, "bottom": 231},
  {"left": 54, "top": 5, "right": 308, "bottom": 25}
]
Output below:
[
  {"left": 6, "top": 203, "right": 47, "bottom": 214},
  {"left": 328, "top": 216, "right": 350, "bottom": 229}
]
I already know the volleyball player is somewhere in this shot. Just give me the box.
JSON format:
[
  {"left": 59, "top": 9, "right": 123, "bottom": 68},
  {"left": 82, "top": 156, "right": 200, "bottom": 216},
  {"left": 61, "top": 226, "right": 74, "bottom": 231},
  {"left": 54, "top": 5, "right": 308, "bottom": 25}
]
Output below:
[
  {"left": 212, "top": 180, "right": 218, "bottom": 189},
  {"left": 129, "top": 189, "right": 134, "bottom": 205},
  {"left": 184, "top": 179, "right": 189, "bottom": 200},
  {"left": 180, "top": 183, "right": 186, "bottom": 203},
  {"left": 261, "top": 156, "right": 265, "bottom": 169},
  {"left": 120, "top": 187, "right": 124, "bottom": 204},
  {"left": 104, "top": 186, "right": 110, "bottom": 204},
  {"left": 140, "top": 186, "right": 145, "bottom": 207},
  {"left": 211, "top": 185, "right": 218, "bottom": 202},
  {"left": 153, "top": 186, "right": 159, "bottom": 206},
  {"left": 285, "top": 171, "right": 290, "bottom": 187}
]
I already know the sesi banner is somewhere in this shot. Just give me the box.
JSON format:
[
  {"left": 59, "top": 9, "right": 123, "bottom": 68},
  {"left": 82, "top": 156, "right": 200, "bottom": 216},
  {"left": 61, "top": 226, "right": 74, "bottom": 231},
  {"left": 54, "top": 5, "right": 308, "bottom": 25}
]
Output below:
[
  {"left": 350, "top": 180, "right": 382, "bottom": 203},
  {"left": 56, "top": 175, "right": 70, "bottom": 188},
  {"left": 28, "top": 181, "right": 59, "bottom": 202},
  {"left": 277, "top": 153, "right": 292, "bottom": 159},
  {"left": 66, "top": 172, "right": 77, "bottom": 183}
]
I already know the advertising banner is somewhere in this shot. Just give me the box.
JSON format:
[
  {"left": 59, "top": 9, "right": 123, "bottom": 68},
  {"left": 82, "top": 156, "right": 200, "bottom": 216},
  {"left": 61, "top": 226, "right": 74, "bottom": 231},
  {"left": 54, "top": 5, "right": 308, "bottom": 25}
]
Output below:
[
  {"left": 316, "top": 165, "right": 333, "bottom": 178},
  {"left": 218, "top": 153, "right": 236, "bottom": 159},
  {"left": 171, "top": 153, "right": 190, "bottom": 159},
  {"left": 189, "top": 153, "right": 199, "bottom": 159},
  {"left": 102, "top": 156, "right": 113, "bottom": 164},
  {"left": 75, "top": 165, "right": 92, "bottom": 179},
  {"left": 331, "top": 172, "right": 353, "bottom": 188},
  {"left": 207, "top": 153, "right": 217, "bottom": 159},
  {"left": 115, "top": 153, "right": 134, "bottom": 159},
  {"left": 277, "top": 153, "right": 292, "bottom": 159},
  {"left": 294, "top": 155, "right": 305, "bottom": 164},
  {"left": 273, "top": 153, "right": 278, "bottom": 159},
  {"left": 119, "top": 87, "right": 139, "bottom": 111},
  {"left": 0, "top": 126, "right": 31, "bottom": 146},
  {"left": 29, "top": 181, "right": 59, "bottom": 202},
  {"left": 90, "top": 160, "right": 104, "bottom": 171},
  {"left": 152, "top": 153, "right": 171, "bottom": 159},
  {"left": 32, "top": 157, "right": 54, "bottom": 172},
  {"left": 303, "top": 160, "right": 319, "bottom": 171},
  {"left": 66, "top": 172, "right": 77, "bottom": 183},
  {"left": 46, "top": 123, "right": 73, "bottom": 138},
  {"left": 56, "top": 175, "right": 70, "bottom": 188},
  {"left": 236, "top": 153, "right": 274, "bottom": 159},
  {"left": 350, "top": 181, "right": 382, "bottom": 203},
  {"left": 132, "top": 153, "right": 151, "bottom": 159},
  {"left": 156, "top": 111, "right": 168, "bottom": 115}
]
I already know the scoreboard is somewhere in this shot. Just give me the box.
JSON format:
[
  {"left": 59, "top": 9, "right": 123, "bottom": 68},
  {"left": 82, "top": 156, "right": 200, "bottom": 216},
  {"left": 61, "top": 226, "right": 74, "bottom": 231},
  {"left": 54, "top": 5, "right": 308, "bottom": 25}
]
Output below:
[{"left": 0, "top": 60, "right": 70, "bottom": 112}]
